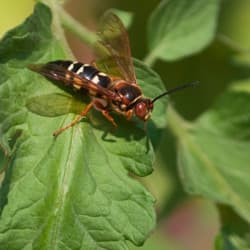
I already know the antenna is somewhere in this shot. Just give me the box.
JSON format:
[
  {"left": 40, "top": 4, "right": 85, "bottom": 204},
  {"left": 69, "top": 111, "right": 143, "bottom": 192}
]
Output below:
[{"left": 152, "top": 81, "right": 199, "bottom": 103}]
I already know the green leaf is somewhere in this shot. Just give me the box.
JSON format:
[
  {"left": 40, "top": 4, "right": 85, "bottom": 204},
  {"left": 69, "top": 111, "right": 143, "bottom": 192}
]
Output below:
[
  {"left": 176, "top": 79, "right": 250, "bottom": 223},
  {"left": 216, "top": 234, "right": 250, "bottom": 250},
  {"left": 0, "top": 3, "right": 164, "bottom": 249},
  {"left": 146, "top": 0, "right": 221, "bottom": 64},
  {"left": 215, "top": 230, "right": 250, "bottom": 250},
  {"left": 215, "top": 206, "right": 250, "bottom": 250}
]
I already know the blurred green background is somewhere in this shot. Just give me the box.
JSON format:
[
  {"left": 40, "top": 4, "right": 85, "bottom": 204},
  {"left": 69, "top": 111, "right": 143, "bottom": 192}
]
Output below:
[{"left": 0, "top": 0, "right": 249, "bottom": 249}]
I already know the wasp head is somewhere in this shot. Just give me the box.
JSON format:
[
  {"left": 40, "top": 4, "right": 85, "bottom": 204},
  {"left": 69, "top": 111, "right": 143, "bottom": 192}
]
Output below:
[{"left": 134, "top": 98, "right": 154, "bottom": 121}]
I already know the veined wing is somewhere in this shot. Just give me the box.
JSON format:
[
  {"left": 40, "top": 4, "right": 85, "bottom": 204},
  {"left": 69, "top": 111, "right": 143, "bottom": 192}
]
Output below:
[
  {"left": 95, "top": 11, "right": 136, "bottom": 83},
  {"left": 28, "top": 63, "right": 120, "bottom": 101}
]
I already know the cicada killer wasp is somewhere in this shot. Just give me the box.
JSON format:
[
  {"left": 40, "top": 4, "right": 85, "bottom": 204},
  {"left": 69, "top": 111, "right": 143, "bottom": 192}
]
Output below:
[{"left": 29, "top": 12, "right": 196, "bottom": 136}]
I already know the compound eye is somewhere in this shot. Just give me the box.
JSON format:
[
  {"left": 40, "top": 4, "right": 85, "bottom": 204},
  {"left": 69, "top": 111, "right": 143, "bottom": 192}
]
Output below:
[{"left": 135, "top": 102, "right": 148, "bottom": 120}]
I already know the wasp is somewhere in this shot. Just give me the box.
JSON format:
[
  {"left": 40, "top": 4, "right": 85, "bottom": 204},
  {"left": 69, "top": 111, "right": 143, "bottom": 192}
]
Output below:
[{"left": 29, "top": 12, "right": 196, "bottom": 136}]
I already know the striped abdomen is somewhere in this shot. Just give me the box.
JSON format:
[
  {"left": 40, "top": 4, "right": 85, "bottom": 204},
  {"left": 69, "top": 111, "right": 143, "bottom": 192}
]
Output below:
[{"left": 50, "top": 60, "right": 112, "bottom": 90}]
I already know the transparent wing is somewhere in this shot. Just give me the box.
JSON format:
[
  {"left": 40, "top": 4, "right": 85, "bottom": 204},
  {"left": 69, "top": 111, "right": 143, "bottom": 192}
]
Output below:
[
  {"left": 94, "top": 11, "right": 136, "bottom": 83},
  {"left": 26, "top": 93, "right": 85, "bottom": 117}
]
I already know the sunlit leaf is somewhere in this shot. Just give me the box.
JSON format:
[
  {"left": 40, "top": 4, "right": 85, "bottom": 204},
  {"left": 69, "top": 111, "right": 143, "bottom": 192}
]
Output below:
[
  {"left": 147, "top": 0, "right": 220, "bottom": 63},
  {"left": 0, "top": 3, "right": 163, "bottom": 249}
]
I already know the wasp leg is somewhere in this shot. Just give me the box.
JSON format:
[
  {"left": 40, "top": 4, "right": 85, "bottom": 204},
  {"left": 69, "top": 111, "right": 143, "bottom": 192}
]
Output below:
[
  {"left": 101, "top": 110, "right": 117, "bottom": 127},
  {"left": 125, "top": 110, "right": 133, "bottom": 120},
  {"left": 53, "top": 101, "right": 94, "bottom": 136},
  {"left": 94, "top": 100, "right": 117, "bottom": 127}
]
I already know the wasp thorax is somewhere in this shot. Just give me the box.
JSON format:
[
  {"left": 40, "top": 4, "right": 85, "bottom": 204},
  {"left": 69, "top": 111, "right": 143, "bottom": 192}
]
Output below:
[
  {"left": 134, "top": 99, "right": 153, "bottom": 121},
  {"left": 115, "top": 82, "right": 141, "bottom": 103}
]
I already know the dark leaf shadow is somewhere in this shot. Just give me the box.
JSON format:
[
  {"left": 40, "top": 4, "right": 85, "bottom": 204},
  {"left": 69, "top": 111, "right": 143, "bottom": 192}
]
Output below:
[{"left": 26, "top": 90, "right": 165, "bottom": 149}]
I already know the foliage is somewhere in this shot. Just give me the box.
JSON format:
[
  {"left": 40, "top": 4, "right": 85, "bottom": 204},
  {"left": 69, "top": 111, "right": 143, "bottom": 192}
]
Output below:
[{"left": 0, "top": 0, "right": 249, "bottom": 249}]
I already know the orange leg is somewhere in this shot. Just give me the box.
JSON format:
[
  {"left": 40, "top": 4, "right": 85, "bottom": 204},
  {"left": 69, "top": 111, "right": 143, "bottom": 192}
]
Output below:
[
  {"left": 101, "top": 110, "right": 117, "bottom": 127},
  {"left": 53, "top": 101, "right": 94, "bottom": 137},
  {"left": 93, "top": 100, "right": 117, "bottom": 127},
  {"left": 125, "top": 110, "right": 133, "bottom": 120}
]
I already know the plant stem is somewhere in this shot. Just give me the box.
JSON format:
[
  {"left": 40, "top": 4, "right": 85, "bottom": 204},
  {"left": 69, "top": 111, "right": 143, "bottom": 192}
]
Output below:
[
  {"left": 217, "top": 33, "right": 250, "bottom": 54},
  {"left": 41, "top": 0, "right": 73, "bottom": 57},
  {"left": 143, "top": 51, "right": 158, "bottom": 68},
  {"left": 59, "top": 7, "right": 98, "bottom": 48}
]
